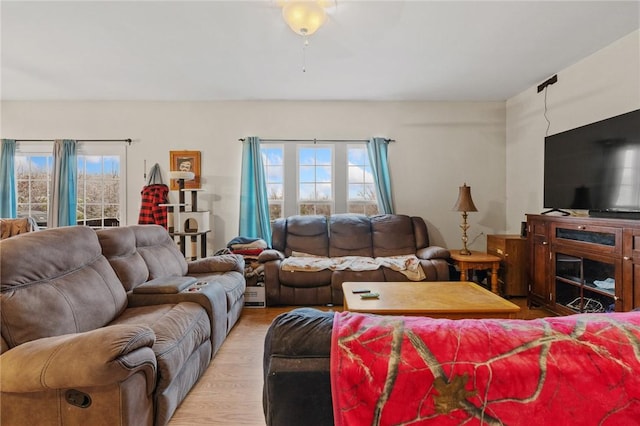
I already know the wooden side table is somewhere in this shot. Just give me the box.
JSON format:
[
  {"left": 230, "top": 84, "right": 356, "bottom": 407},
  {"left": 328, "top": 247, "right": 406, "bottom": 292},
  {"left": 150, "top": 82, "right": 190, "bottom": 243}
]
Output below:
[{"left": 449, "top": 250, "right": 502, "bottom": 294}]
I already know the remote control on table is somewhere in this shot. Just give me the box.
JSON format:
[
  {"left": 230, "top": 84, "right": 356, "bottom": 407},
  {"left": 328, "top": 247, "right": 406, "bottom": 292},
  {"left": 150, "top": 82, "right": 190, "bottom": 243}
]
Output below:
[
  {"left": 360, "top": 292, "right": 380, "bottom": 299},
  {"left": 352, "top": 289, "right": 370, "bottom": 294}
]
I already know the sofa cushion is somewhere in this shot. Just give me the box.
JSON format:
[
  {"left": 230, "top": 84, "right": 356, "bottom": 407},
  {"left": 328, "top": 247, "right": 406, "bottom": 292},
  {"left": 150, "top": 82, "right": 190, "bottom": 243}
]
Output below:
[
  {"left": 0, "top": 226, "right": 128, "bottom": 348},
  {"left": 279, "top": 268, "right": 333, "bottom": 288},
  {"left": 371, "top": 214, "right": 417, "bottom": 257},
  {"left": 284, "top": 215, "right": 329, "bottom": 257},
  {"left": 110, "top": 302, "right": 211, "bottom": 391},
  {"left": 130, "top": 225, "right": 189, "bottom": 279},
  {"left": 97, "top": 226, "right": 150, "bottom": 291},
  {"left": 329, "top": 214, "right": 373, "bottom": 257}
]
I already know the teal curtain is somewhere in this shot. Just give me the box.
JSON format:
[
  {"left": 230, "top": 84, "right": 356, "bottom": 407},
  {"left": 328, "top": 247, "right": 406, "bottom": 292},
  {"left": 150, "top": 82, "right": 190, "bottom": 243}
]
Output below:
[
  {"left": 0, "top": 139, "right": 17, "bottom": 218},
  {"left": 367, "top": 137, "right": 394, "bottom": 214},
  {"left": 239, "top": 136, "right": 272, "bottom": 246},
  {"left": 49, "top": 139, "right": 77, "bottom": 227}
]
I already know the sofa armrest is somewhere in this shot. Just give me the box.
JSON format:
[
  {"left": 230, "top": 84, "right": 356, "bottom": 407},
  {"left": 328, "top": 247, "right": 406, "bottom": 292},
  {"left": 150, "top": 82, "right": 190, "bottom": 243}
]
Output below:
[
  {"left": 132, "top": 276, "right": 197, "bottom": 294},
  {"left": 0, "top": 325, "right": 157, "bottom": 394},
  {"left": 416, "top": 246, "right": 450, "bottom": 260},
  {"left": 188, "top": 254, "right": 245, "bottom": 274},
  {"left": 258, "top": 249, "right": 285, "bottom": 263}
]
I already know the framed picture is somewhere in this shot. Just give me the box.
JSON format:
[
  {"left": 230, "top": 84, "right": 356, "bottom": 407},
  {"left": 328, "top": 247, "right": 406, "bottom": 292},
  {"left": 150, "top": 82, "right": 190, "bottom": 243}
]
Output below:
[{"left": 169, "top": 150, "right": 201, "bottom": 190}]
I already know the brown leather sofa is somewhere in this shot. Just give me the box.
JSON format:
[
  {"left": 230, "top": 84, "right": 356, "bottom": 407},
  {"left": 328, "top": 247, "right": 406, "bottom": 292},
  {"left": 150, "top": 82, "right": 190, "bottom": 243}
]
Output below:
[
  {"left": 259, "top": 214, "right": 450, "bottom": 306},
  {"left": 0, "top": 225, "right": 245, "bottom": 426}
]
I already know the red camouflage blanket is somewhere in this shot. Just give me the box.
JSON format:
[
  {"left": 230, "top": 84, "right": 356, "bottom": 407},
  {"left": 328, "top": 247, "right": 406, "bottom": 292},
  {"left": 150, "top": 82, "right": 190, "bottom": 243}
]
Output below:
[{"left": 330, "top": 311, "right": 640, "bottom": 426}]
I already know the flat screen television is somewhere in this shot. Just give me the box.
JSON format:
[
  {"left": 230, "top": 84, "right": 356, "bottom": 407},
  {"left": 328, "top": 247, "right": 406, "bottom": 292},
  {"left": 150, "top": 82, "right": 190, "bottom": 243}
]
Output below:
[{"left": 544, "top": 109, "right": 640, "bottom": 218}]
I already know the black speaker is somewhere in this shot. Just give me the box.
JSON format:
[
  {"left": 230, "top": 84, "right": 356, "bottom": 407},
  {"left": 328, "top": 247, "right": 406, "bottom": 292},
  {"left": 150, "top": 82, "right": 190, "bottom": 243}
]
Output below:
[{"left": 520, "top": 222, "right": 527, "bottom": 238}]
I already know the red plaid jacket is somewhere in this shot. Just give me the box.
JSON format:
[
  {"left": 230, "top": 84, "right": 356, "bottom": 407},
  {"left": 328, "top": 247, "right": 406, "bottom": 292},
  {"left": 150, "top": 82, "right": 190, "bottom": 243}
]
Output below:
[{"left": 138, "top": 184, "right": 169, "bottom": 228}]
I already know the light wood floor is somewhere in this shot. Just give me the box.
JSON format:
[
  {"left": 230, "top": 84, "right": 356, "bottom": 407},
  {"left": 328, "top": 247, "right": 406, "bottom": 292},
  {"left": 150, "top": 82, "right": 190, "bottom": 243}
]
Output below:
[{"left": 168, "top": 298, "right": 551, "bottom": 426}]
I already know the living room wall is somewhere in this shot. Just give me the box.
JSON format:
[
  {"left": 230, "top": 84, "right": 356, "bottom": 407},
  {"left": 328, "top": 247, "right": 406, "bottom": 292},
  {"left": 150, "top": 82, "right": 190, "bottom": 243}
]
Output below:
[
  {"left": 1, "top": 100, "right": 506, "bottom": 252},
  {"left": 505, "top": 30, "right": 640, "bottom": 233}
]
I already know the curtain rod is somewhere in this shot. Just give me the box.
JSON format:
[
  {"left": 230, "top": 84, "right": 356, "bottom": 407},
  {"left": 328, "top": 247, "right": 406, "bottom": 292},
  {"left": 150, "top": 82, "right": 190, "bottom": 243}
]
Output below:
[
  {"left": 238, "top": 138, "right": 395, "bottom": 143},
  {"left": 14, "top": 138, "right": 132, "bottom": 146}
]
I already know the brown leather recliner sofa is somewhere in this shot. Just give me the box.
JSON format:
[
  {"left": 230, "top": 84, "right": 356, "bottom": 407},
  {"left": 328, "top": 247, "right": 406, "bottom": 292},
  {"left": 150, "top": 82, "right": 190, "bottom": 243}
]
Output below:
[
  {"left": 259, "top": 214, "right": 450, "bottom": 306},
  {"left": 0, "top": 224, "right": 245, "bottom": 426}
]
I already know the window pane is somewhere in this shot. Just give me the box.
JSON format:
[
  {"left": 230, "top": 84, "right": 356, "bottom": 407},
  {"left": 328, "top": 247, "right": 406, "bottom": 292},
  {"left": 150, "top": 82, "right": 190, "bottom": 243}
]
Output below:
[
  {"left": 266, "top": 165, "right": 283, "bottom": 182},
  {"left": 104, "top": 156, "right": 120, "bottom": 176},
  {"left": 269, "top": 204, "right": 282, "bottom": 221},
  {"left": 299, "top": 203, "right": 315, "bottom": 215},
  {"left": 348, "top": 204, "right": 364, "bottom": 214},
  {"left": 316, "top": 166, "right": 331, "bottom": 182},
  {"left": 104, "top": 204, "right": 119, "bottom": 219},
  {"left": 299, "top": 165, "right": 315, "bottom": 182},
  {"left": 365, "top": 204, "right": 379, "bottom": 216},
  {"left": 85, "top": 187, "right": 102, "bottom": 203},
  {"left": 348, "top": 148, "right": 366, "bottom": 164},
  {"left": 347, "top": 145, "right": 378, "bottom": 215},
  {"left": 299, "top": 183, "right": 316, "bottom": 200},
  {"left": 363, "top": 166, "right": 374, "bottom": 183},
  {"left": 261, "top": 145, "right": 284, "bottom": 219},
  {"left": 316, "top": 204, "right": 331, "bottom": 216},
  {"left": 349, "top": 184, "right": 366, "bottom": 200},
  {"left": 267, "top": 184, "right": 283, "bottom": 200},
  {"left": 299, "top": 148, "right": 316, "bottom": 164},
  {"left": 316, "top": 183, "right": 332, "bottom": 200},
  {"left": 316, "top": 148, "right": 332, "bottom": 165},
  {"left": 77, "top": 154, "right": 121, "bottom": 228},
  {"left": 15, "top": 154, "right": 52, "bottom": 226}
]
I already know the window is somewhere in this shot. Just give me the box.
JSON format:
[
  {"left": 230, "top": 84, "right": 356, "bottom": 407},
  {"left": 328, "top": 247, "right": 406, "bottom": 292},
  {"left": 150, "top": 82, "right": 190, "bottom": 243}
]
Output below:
[
  {"left": 262, "top": 145, "right": 284, "bottom": 221},
  {"left": 260, "top": 142, "right": 379, "bottom": 219},
  {"left": 16, "top": 152, "right": 52, "bottom": 226},
  {"left": 298, "top": 146, "right": 333, "bottom": 216},
  {"left": 15, "top": 143, "right": 126, "bottom": 228},
  {"left": 347, "top": 145, "right": 378, "bottom": 215},
  {"left": 77, "top": 153, "right": 122, "bottom": 227}
]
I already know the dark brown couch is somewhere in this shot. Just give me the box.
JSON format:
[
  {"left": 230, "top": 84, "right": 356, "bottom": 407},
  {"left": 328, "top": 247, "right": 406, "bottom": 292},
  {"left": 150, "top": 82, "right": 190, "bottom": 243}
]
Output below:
[
  {"left": 259, "top": 214, "right": 450, "bottom": 306},
  {"left": 0, "top": 225, "right": 245, "bottom": 426}
]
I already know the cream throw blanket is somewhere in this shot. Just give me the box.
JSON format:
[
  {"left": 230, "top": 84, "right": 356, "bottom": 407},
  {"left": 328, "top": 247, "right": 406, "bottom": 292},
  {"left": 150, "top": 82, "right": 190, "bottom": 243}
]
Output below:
[{"left": 281, "top": 254, "right": 426, "bottom": 281}]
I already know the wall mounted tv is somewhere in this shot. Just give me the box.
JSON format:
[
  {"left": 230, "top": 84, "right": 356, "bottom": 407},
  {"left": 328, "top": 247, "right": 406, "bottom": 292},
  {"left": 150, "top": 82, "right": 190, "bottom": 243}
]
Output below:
[{"left": 544, "top": 109, "right": 640, "bottom": 218}]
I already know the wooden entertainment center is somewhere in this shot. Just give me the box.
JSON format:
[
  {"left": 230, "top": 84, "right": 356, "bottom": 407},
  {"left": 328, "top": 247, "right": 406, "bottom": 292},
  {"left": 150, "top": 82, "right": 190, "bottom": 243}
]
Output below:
[{"left": 526, "top": 214, "right": 640, "bottom": 315}]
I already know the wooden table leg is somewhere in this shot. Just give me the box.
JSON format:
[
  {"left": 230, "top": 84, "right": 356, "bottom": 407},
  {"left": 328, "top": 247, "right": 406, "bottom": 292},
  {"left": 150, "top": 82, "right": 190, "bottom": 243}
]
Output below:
[
  {"left": 459, "top": 267, "right": 468, "bottom": 281},
  {"left": 490, "top": 262, "right": 499, "bottom": 294}
]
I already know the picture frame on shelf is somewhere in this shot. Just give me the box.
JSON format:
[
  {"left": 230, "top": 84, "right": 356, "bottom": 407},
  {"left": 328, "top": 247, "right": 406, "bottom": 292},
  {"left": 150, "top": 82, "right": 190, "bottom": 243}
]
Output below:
[{"left": 169, "top": 150, "right": 201, "bottom": 190}]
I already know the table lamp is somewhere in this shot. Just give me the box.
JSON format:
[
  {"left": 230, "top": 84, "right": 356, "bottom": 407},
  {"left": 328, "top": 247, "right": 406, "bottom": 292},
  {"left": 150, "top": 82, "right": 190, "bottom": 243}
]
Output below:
[{"left": 452, "top": 183, "right": 478, "bottom": 255}]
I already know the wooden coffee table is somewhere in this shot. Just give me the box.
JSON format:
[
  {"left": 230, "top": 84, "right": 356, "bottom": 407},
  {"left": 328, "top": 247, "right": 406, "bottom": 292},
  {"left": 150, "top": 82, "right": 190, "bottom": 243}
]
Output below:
[{"left": 342, "top": 281, "right": 520, "bottom": 319}]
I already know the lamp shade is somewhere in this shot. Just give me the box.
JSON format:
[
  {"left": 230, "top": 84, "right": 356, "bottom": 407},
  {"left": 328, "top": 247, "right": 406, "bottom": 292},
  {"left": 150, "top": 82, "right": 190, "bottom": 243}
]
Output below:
[
  {"left": 169, "top": 171, "right": 195, "bottom": 181},
  {"left": 282, "top": 1, "right": 327, "bottom": 36},
  {"left": 452, "top": 184, "right": 478, "bottom": 212}
]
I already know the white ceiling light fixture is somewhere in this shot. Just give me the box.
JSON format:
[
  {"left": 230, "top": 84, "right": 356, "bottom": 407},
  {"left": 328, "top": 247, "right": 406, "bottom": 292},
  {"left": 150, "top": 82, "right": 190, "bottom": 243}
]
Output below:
[
  {"left": 278, "top": 0, "right": 335, "bottom": 72},
  {"left": 281, "top": 1, "right": 327, "bottom": 37}
]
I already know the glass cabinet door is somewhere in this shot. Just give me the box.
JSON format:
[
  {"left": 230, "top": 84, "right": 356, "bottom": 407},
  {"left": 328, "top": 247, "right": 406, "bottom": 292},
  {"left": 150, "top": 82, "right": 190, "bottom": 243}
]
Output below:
[{"left": 554, "top": 253, "right": 618, "bottom": 313}]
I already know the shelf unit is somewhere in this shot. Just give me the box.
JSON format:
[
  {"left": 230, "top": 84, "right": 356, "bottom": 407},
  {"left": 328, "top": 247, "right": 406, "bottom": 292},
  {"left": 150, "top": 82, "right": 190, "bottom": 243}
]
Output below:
[
  {"left": 526, "top": 214, "right": 639, "bottom": 314},
  {"left": 486, "top": 234, "right": 528, "bottom": 297}
]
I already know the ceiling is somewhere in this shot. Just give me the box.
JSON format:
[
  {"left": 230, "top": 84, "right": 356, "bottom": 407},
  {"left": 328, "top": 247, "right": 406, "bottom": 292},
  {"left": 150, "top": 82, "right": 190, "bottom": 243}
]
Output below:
[{"left": 2, "top": 1, "right": 639, "bottom": 102}]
